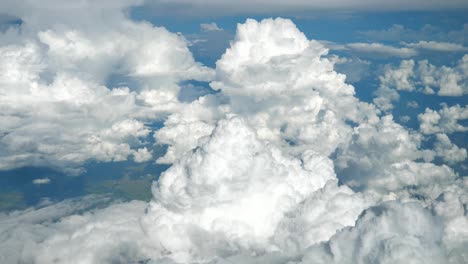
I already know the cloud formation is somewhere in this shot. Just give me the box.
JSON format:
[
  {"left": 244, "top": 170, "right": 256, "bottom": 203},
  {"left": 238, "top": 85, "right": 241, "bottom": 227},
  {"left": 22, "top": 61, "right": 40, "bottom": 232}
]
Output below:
[
  {"left": 374, "top": 55, "right": 468, "bottom": 111},
  {"left": 0, "top": 10, "right": 466, "bottom": 264},
  {"left": 0, "top": 1, "right": 214, "bottom": 174},
  {"left": 419, "top": 104, "right": 468, "bottom": 135}
]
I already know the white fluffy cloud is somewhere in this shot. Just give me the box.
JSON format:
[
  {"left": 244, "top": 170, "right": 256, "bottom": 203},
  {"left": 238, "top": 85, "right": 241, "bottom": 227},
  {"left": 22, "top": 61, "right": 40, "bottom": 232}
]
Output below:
[
  {"left": 300, "top": 202, "right": 449, "bottom": 264},
  {"left": 419, "top": 104, "right": 468, "bottom": 134},
  {"left": 374, "top": 55, "right": 468, "bottom": 109},
  {"left": 433, "top": 133, "right": 467, "bottom": 164},
  {"left": 146, "top": 18, "right": 467, "bottom": 262},
  {"left": 0, "top": 2, "right": 214, "bottom": 174},
  {"left": 145, "top": 117, "right": 343, "bottom": 262}
]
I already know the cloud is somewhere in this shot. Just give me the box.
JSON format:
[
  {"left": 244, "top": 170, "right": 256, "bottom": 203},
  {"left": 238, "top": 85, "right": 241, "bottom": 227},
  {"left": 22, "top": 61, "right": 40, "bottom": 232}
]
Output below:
[
  {"left": 407, "top": 100, "right": 419, "bottom": 109},
  {"left": 0, "top": 195, "right": 153, "bottom": 264},
  {"left": 301, "top": 202, "right": 449, "bottom": 264},
  {"left": 0, "top": 1, "right": 214, "bottom": 174},
  {"left": 32, "top": 178, "right": 51, "bottom": 185},
  {"left": 323, "top": 40, "right": 467, "bottom": 61},
  {"left": 404, "top": 41, "right": 468, "bottom": 52},
  {"left": 200, "top": 22, "right": 223, "bottom": 32},
  {"left": 433, "top": 133, "right": 467, "bottom": 164},
  {"left": 321, "top": 41, "right": 419, "bottom": 58},
  {"left": 145, "top": 117, "right": 342, "bottom": 261},
  {"left": 418, "top": 104, "right": 468, "bottom": 135},
  {"left": 373, "top": 55, "right": 468, "bottom": 111},
  {"left": 345, "top": 42, "right": 418, "bottom": 58}
]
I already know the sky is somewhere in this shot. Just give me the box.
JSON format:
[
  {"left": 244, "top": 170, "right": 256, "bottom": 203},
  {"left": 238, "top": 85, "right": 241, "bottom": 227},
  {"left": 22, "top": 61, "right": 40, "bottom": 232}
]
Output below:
[{"left": 0, "top": 0, "right": 467, "bottom": 263}]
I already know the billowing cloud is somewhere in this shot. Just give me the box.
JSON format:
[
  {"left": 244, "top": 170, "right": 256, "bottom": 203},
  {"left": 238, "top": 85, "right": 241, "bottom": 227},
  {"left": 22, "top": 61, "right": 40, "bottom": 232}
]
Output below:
[
  {"left": 433, "top": 133, "right": 467, "bottom": 164},
  {"left": 373, "top": 55, "right": 468, "bottom": 111},
  {"left": 419, "top": 104, "right": 468, "bottom": 134},
  {"left": 301, "top": 202, "right": 449, "bottom": 264},
  {"left": 0, "top": 1, "right": 214, "bottom": 174}
]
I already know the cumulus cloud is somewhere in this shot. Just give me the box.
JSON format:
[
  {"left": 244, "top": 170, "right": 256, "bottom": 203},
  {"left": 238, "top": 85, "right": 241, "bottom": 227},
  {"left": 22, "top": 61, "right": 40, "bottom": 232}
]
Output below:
[
  {"left": 0, "top": 15, "right": 466, "bottom": 264},
  {"left": 0, "top": 0, "right": 214, "bottom": 174},
  {"left": 301, "top": 202, "right": 449, "bottom": 264},
  {"left": 373, "top": 55, "right": 468, "bottom": 111},
  {"left": 404, "top": 41, "right": 468, "bottom": 52},
  {"left": 419, "top": 104, "right": 468, "bottom": 134},
  {"left": 433, "top": 133, "right": 467, "bottom": 164}
]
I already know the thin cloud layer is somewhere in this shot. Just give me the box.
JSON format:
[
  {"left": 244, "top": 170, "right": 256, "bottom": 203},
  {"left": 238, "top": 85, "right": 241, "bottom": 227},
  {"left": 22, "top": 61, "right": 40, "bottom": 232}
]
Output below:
[{"left": 139, "top": 0, "right": 468, "bottom": 17}]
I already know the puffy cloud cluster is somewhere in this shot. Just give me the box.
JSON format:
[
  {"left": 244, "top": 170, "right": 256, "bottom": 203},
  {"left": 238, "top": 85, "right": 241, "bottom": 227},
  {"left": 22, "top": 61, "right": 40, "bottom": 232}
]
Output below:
[
  {"left": 157, "top": 18, "right": 379, "bottom": 165},
  {"left": 0, "top": 1, "right": 214, "bottom": 174},
  {"left": 300, "top": 202, "right": 449, "bottom": 264},
  {"left": 0, "top": 15, "right": 466, "bottom": 264},
  {"left": 419, "top": 104, "right": 468, "bottom": 134},
  {"left": 374, "top": 55, "right": 468, "bottom": 110},
  {"left": 416, "top": 105, "right": 468, "bottom": 165}
]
